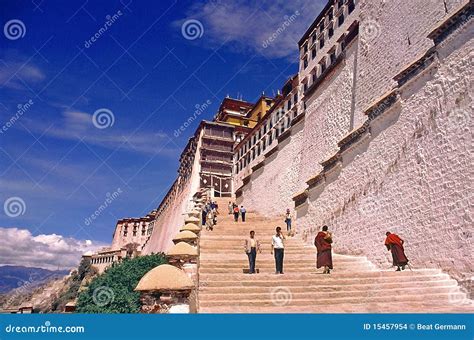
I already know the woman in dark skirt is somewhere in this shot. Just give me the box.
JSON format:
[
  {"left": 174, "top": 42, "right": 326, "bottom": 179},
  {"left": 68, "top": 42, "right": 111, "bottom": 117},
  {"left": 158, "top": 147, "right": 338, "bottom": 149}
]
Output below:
[{"left": 314, "top": 225, "right": 333, "bottom": 274}]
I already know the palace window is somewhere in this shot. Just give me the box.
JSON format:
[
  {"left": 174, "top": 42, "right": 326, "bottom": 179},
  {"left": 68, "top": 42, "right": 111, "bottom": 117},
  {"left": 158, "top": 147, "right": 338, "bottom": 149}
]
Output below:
[
  {"left": 330, "top": 50, "right": 337, "bottom": 64},
  {"left": 311, "top": 47, "right": 316, "bottom": 59},
  {"left": 303, "top": 57, "right": 308, "bottom": 69},
  {"left": 320, "top": 58, "right": 327, "bottom": 74},
  {"left": 328, "top": 9, "right": 333, "bottom": 21},
  {"left": 348, "top": 0, "right": 355, "bottom": 13},
  {"left": 328, "top": 24, "right": 334, "bottom": 38},
  {"left": 338, "top": 13, "right": 345, "bottom": 27},
  {"left": 320, "top": 38, "right": 325, "bottom": 49},
  {"left": 293, "top": 92, "right": 298, "bottom": 103}
]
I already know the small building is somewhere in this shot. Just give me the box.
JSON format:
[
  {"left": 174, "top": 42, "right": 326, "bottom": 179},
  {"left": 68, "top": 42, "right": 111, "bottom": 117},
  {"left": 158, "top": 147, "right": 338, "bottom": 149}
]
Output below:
[
  {"left": 64, "top": 300, "right": 76, "bottom": 313},
  {"left": 135, "top": 264, "right": 194, "bottom": 313}
]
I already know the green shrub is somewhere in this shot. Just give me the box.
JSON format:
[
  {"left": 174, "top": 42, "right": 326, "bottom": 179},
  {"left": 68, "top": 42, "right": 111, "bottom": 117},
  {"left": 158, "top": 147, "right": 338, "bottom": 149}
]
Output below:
[{"left": 76, "top": 253, "right": 166, "bottom": 313}]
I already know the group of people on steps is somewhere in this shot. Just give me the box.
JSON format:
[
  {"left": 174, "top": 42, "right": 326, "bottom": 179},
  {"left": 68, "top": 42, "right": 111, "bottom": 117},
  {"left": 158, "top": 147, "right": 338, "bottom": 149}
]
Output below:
[{"left": 240, "top": 208, "right": 409, "bottom": 275}]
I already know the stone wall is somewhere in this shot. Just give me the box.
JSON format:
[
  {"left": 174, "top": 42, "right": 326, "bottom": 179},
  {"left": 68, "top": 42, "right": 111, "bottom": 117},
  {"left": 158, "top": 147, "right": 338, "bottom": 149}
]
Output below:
[
  {"left": 142, "top": 132, "right": 203, "bottom": 255},
  {"left": 236, "top": 1, "right": 473, "bottom": 288}
]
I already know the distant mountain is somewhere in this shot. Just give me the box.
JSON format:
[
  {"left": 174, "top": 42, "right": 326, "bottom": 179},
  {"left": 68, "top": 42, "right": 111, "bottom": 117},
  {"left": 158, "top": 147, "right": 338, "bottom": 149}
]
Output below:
[{"left": 0, "top": 266, "right": 70, "bottom": 294}]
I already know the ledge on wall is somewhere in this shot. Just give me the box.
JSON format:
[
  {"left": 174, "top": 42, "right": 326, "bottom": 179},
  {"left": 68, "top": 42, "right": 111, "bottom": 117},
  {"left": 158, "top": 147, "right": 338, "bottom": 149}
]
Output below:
[
  {"left": 277, "top": 128, "right": 292, "bottom": 143},
  {"left": 306, "top": 172, "right": 325, "bottom": 190},
  {"left": 393, "top": 48, "right": 438, "bottom": 87},
  {"left": 338, "top": 120, "right": 370, "bottom": 153},
  {"left": 292, "top": 190, "right": 308, "bottom": 207},
  {"left": 264, "top": 144, "right": 279, "bottom": 158},
  {"left": 321, "top": 152, "right": 342, "bottom": 172},
  {"left": 251, "top": 160, "right": 265, "bottom": 172},
  {"left": 290, "top": 111, "right": 306, "bottom": 127},
  {"left": 427, "top": 0, "right": 472, "bottom": 45},
  {"left": 364, "top": 89, "right": 400, "bottom": 122}
]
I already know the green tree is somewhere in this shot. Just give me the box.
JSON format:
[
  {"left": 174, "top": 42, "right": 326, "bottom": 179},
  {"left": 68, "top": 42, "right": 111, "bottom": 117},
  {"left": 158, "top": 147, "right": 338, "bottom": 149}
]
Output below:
[{"left": 76, "top": 253, "right": 166, "bottom": 313}]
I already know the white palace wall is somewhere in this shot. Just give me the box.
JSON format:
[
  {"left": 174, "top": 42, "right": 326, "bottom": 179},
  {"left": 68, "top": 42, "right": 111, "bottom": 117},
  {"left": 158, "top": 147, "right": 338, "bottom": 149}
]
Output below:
[{"left": 236, "top": 1, "right": 473, "bottom": 287}]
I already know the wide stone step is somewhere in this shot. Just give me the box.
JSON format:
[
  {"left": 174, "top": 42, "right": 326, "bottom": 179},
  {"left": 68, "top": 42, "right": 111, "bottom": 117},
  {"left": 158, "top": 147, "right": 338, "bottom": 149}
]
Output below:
[
  {"left": 198, "top": 291, "right": 467, "bottom": 307},
  {"left": 199, "top": 278, "right": 457, "bottom": 293},
  {"left": 199, "top": 269, "right": 442, "bottom": 281},
  {"left": 199, "top": 274, "right": 451, "bottom": 289},
  {"left": 199, "top": 263, "right": 375, "bottom": 273},
  {"left": 199, "top": 254, "right": 368, "bottom": 263},
  {"left": 199, "top": 260, "right": 371, "bottom": 268},
  {"left": 199, "top": 285, "right": 461, "bottom": 301},
  {"left": 199, "top": 302, "right": 474, "bottom": 313}
]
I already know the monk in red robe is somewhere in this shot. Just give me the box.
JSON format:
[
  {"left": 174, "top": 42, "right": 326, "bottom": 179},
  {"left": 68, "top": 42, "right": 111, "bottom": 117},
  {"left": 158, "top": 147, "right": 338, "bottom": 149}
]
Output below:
[
  {"left": 314, "top": 225, "right": 333, "bottom": 274},
  {"left": 384, "top": 232, "right": 409, "bottom": 271}
]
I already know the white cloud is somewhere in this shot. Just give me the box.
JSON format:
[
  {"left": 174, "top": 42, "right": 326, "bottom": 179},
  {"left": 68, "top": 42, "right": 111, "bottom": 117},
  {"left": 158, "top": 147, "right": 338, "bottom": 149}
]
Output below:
[
  {"left": 178, "top": 0, "right": 324, "bottom": 59},
  {"left": 0, "top": 60, "right": 45, "bottom": 90},
  {"left": 0, "top": 227, "right": 107, "bottom": 270},
  {"left": 20, "top": 109, "right": 178, "bottom": 156}
]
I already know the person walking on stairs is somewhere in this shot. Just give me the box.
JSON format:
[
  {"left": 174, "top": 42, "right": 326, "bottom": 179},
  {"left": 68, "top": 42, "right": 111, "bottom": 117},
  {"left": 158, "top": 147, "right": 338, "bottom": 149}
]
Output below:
[
  {"left": 271, "top": 226, "right": 285, "bottom": 274},
  {"left": 284, "top": 208, "right": 292, "bottom": 236},
  {"left": 244, "top": 230, "right": 261, "bottom": 274},
  {"left": 314, "top": 225, "right": 333, "bottom": 274},
  {"left": 240, "top": 205, "right": 247, "bottom": 222},
  {"left": 202, "top": 209, "right": 207, "bottom": 227},
  {"left": 233, "top": 205, "right": 240, "bottom": 222},
  {"left": 206, "top": 209, "right": 214, "bottom": 231},
  {"left": 384, "top": 231, "right": 409, "bottom": 271},
  {"left": 228, "top": 201, "right": 233, "bottom": 215}
]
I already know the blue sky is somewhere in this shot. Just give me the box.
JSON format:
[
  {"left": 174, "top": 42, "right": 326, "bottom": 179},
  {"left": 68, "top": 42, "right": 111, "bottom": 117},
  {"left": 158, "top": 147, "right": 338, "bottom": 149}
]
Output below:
[{"left": 0, "top": 0, "right": 323, "bottom": 269}]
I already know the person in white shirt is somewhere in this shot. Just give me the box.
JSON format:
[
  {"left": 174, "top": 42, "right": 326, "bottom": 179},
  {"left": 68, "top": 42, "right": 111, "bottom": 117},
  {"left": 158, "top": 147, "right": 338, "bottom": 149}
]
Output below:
[{"left": 271, "top": 226, "right": 286, "bottom": 274}]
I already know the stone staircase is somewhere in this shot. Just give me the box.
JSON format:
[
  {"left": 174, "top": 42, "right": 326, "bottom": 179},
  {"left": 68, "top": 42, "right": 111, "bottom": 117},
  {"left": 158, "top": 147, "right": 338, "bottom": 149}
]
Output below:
[{"left": 197, "top": 198, "right": 473, "bottom": 313}]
